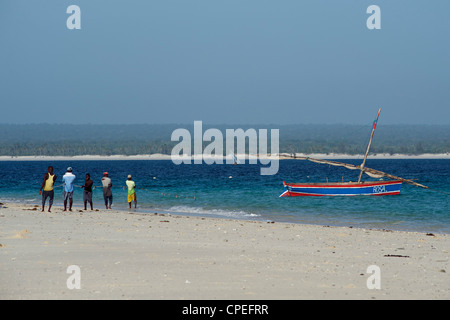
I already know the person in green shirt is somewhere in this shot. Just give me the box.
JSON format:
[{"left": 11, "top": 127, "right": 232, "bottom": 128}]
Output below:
[{"left": 126, "top": 175, "right": 137, "bottom": 209}]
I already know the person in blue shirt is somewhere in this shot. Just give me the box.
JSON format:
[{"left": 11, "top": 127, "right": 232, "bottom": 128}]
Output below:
[{"left": 62, "top": 167, "right": 76, "bottom": 211}]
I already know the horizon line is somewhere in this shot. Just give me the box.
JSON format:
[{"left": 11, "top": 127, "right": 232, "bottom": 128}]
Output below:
[{"left": 1, "top": 122, "right": 449, "bottom": 126}]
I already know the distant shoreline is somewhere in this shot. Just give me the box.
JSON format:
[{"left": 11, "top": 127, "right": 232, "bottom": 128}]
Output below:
[{"left": 0, "top": 152, "right": 449, "bottom": 161}]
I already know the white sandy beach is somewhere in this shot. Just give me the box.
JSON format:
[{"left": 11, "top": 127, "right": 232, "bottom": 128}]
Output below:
[{"left": 0, "top": 203, "right": 448, "bottom": 300}]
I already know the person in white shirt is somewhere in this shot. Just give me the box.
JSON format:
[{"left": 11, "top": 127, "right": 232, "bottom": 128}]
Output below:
[
  {"left": 101, "top": 172, "right": 113, "bottom": 209},
  {"left": 62, "top": 167, "right": 76, "bottom": 211}
]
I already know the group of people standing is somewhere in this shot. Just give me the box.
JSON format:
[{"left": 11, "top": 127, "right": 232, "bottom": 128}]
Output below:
[{"left": 39, "top": 166, "right": 137, "bottom": 212}]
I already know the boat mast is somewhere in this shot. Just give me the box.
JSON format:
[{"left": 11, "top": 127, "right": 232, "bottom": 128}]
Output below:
[{"left": 358, "top": 108, "right": 381, "bottom": 183}]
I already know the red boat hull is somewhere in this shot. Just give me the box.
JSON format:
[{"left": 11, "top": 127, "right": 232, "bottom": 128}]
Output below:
[{"left": 280, "top": 180, "right": 402, "bottom": 197}]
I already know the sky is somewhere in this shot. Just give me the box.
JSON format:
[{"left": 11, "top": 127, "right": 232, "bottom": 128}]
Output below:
[{"left": 0, "top": 0, "right": 449, "bottom": 125}]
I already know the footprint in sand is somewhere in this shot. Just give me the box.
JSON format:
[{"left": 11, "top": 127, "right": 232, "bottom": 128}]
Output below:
[{"left": 11, "top": 229, "right": 31, "bottom": 239}]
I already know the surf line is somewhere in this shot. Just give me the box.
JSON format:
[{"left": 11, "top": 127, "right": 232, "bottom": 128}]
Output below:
[{"left": 90, "top": 185, "right": 197, "bottom": 200}]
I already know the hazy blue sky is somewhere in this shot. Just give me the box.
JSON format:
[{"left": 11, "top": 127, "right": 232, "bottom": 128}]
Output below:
[{"left": 0, "top": 0, "right": 449, "bottom": 125}]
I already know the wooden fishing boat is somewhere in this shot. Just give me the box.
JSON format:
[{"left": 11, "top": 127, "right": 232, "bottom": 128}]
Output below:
[
  {"left": 280, "top": 108, "right": 428, "bottom": 197},
  {"left": 280, "top": 180, "right": 403, "bottom": 197}
]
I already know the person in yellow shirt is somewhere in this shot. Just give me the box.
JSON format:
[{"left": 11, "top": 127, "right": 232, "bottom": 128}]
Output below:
[
  {"left": 39, "top": 166, "right": 57, "bottom": 212},
  {"left": 126, "top": 175, "right": 137, "bottom": 209}
]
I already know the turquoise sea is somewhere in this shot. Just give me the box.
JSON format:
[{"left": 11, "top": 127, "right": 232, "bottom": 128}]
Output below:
[{"left": 0, "top": 159, "right": 449, "bottom": 234}]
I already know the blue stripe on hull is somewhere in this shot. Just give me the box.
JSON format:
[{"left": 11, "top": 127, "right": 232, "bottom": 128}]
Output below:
[{"left": 283, "top": 182, "right": 402, "bottom": 196}]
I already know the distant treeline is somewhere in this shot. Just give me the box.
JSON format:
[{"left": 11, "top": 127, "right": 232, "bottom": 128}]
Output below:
[{"left": 0, "top": 123, "right": 448, "bottom": 156}]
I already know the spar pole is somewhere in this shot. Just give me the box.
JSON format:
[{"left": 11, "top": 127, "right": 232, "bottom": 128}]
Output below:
[{"left": 358, "top": 108, "right": 381, "bottom": 183}]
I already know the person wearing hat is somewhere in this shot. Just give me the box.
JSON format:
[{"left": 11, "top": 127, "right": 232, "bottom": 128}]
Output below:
[
  {"left": 101, "top": 172, "right": 113, "bottom": 209},
  {"left": 126, "top": 174, "right": 137, "bottom": 209},
  {"left": 62, "top": 167, "right": 76, "bottom": 211}
]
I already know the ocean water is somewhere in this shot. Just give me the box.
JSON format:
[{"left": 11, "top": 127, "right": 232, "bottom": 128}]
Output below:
[{"left": 0, "top": 159, "right": 449, "bottom": 234}]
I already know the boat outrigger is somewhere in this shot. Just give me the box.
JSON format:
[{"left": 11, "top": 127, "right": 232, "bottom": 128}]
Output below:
[{"left": 280, "top": 108, "right": 429, "bottom": 197}]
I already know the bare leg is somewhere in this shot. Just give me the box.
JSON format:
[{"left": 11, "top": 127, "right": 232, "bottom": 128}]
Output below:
[{"left": 41, "top": 194, "right": 46, "bottom": 212}]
